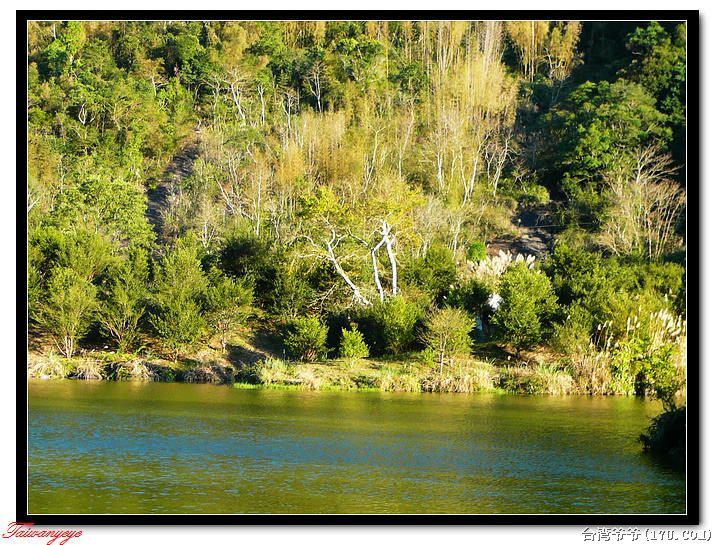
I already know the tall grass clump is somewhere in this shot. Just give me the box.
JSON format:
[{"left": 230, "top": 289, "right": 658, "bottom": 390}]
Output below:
[
  {"left": 296, "top": 367, "right": 323, "bottom": 390},
  {"left": 28, "top": 352, "right": 71, "bottom": 379},
  {"left": 568, "top": 323, "right": 615, "bottom": 395},
  {"left": 376, "top": 369, "right": 423, "bottom": 392},
  {"left": 72, "top": 359, "right": 106, "bottom": 380},
  {"left": 111, "top": 360, "right": 176, "bottom": 382},
  {"left": 256, "top": 358, "right": 297, "bottom": 385},
  {"left": 422, "top": 360, "right": 496, "bottom": 393},
  {"left": 530, "top": 364, "right": 575, "bottom": 395}
]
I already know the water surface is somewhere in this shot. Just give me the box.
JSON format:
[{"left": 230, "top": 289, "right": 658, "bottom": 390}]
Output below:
[{"left": 28, "top": 380, "right": 685, "bottom": 514}]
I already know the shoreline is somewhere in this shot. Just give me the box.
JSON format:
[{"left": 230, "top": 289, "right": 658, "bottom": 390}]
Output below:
[{"left": 27, "top": 349, "right": 640, "bottom": 397}]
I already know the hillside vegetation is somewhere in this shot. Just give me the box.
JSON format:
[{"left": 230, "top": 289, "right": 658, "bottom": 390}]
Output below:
[{"left": 27, "top": 20, "right": 686, "bottom": 403}]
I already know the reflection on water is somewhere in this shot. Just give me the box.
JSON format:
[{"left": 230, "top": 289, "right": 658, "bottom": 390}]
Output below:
[{"left": 28, "top": 380, "right": 685, "bottom": 514}]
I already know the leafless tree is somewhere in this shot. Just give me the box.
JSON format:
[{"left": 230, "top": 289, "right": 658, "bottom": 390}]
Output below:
[
  {"left": 300, "top": 229, "right": 372, "bottom": 307},
  {"left": 601, "top": 146, "right": 685, "bottom": 259},
  {"left": 305, "top": 60, "right": 326, "bottom": 113}
]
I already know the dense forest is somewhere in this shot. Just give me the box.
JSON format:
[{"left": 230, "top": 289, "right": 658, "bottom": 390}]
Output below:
[{"left": 26, "top": 20, "right": 687, "bottom": 419}]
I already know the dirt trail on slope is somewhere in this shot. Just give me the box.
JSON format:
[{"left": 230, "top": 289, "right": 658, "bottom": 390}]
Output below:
[
  {"left": 146, "top": 135, "right": 201, "bottom": 242},
  {"left": 486, "top": 204, "right": 559, "bottom": 258}
]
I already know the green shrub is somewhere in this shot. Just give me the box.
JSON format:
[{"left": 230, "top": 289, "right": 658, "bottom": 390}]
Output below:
[
  {"left": 150, "top": 240, "right": 207, "bottom": 360},
  {"left": 98, "top": 250, "right": 148, "bottom": 352},
  {"left": 551, "top": 304, "right": 594, "bottom": 356},
  {"left": 219, "top": 232, "right": 278, "bottom": 307},
  {"left": 466, "top": 242, "right": 487, "bottom": 262},
  {"left": 421, "top": 307, "right": 474, "bottom": 374},
  {"left": 204, "top": 267, "right": 253, "bottom": 351},
  {"left": 339, "top": 327, "right": 369, "bottom": 359},
  {"left": 283, "top": 316, "right": 329, "bottom": 362},
  {"left": 639, "top": 406, "right": 685, "bottom": 469},
  {"left": 267, "top": 264, "right": 316, "bottom": 319},
  {"left": 357, "top": 295, "right": 424, "bottom": 356},
  {"left": 606, "top": 312, "right": 685, "bottom": 403},
  {"left": 39, "top": 267, "right": 97, "bottom": 358},
  {"left": 493, "top": 263, "right": 557, "bottom": 354},
  {"left": 447, "top": 278, "right": 491, "bottom": 316},
  {"left": 403, "top": 244, "right": 457, "bottom": 301},
  {"left": 520, "top": 183, "right": 551, "bottom": 206},
  {"left": 635, "top": 343, "right": 684, "bottom": 409},
  {"left": 151, "top": 300, "right": 205, "bottom": 361}
]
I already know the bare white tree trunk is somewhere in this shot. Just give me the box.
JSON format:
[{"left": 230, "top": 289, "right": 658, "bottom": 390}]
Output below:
[
  {"left": 258, "top": 83, "right": 266, "bottom": 127},
  {"left": 321, "top": 231, "right": 372, "bottom": 306},
  {"left": 381, "top": 221, "right": 398, "bottom": 296},
  {"left": 371, "top": 238, "right": 386, "bottom": 302}
]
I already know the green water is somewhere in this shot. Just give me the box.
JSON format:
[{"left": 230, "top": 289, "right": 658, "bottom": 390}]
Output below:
[{"left": 27, "top": 379, "right": 685, "bottom": 514}]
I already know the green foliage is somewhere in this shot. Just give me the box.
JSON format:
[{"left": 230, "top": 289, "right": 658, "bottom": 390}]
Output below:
[
  {"left": 204, "top": 268, "right": 253, "bottom": 351},
  {"left": 219, "top": 233, "right": 278, "bottom": 307},
  {"left": 548, "top": 80, "right": 670, "bottom": 211},
  {"left": 151, "top": 240, "right": 207, "bottom": 358},
  {"left": 551, "top": 303, "right": 594, "bottom": 356},
  {"left": 358, "top": 295, "right": 424, "bottom": 356},
  {"left": 639, "top": 406, "right": 685, "bottom": 469},
  {"left": 623, "top": 23, "right": 686, "bottom": 126},
  {"left": 339, "top": 326, "right": 370, "bottom": 359},
  {"left": 545, "top": 244, "right": 614, "bottom": 320},
  {"left": 151, "top": 300, "right": 205, "bottom": 360},
  {"left": 404, "top": 244, "right": 457, "bottom": 302},
  {"left": 53, "top": 176, "right": 155, "bottom": 250},
  {"left": 421, "top": 307, "right": 474, "bottom": 373},
  {"left": 446, "top": 278, "right": 491, "bottom": 322},
  {"left": 493, "top": 263, "right": 557, "bottom": 353},
  {"left": 42, "top": 21, "right": 86, "bottom": 76},
  {"left": 39, "top": 267, "right": 97, "bottom": 358},
  {"left": 26, "top": 21, "right": 687, "bottom": 383},
  {"left": 30, "top": 227, "right": 116, "bottom": 283},
  {"left": 610, "top": 333, "right": 684, "bottom": 408},
  {"left": 267, "top": 264, "right": 318, "bottom": 319},
  {"left": 639, "top": 343, "right": 683, "bottom": 410},
  {"left": 466, "top": 242, "right": 487, "bottom": 262},
  {"left": 98, "top": 250, "right": 148, "bottom": 352},
  {"left": 518, "top": 183, "right": 551, "bottom": 206},
  {"left": 28, "top": 263, "right": 43, "bottom": 325},
  {"left": 283, "top": 316, "right": 329, "bottom": 362}
]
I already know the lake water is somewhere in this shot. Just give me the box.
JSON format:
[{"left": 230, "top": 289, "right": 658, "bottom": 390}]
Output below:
[{"left": 27, "top": 380, "right": 686, "bottom": 514}]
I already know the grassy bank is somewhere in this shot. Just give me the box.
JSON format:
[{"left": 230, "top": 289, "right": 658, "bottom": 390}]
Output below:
[
  {"left": 28, "top": 346, "right": 589, "bottom": 395},
  {"left": 232, "top": 354, "right": 581, "bottom": 395},
  {"left": 28, "top": 350, "right": 235, "bottom": 384}
]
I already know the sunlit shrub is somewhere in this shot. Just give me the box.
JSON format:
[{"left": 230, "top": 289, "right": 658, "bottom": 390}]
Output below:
[
  {"left": 283, "top": 316, "right": 329, "bottom": 362},
  {"left": 493, "top": 262, "right": 557, "bottom": 354},
  {"left": 356, "top": 295, "right": 423, "bottom": 356},
  {"left": 339, "top": 326, "right": 369, "bottom": 359},
  {"left": 420, "top": 307, "right": 474, "bottom": 374},
  {"left": 466, "top": 242, "right": 487, "bottom": 263}
]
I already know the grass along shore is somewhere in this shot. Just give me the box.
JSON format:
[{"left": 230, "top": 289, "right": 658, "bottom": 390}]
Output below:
[{"left": 29, "top": 342, "right": 624, "bottom": 396}]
